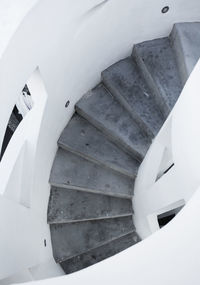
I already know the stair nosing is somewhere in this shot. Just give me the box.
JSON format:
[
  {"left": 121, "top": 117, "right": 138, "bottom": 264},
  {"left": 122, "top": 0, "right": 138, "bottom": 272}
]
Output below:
[
  {"left": 55, "top": 229, "right": 136, "bottom": 263},
  {"left": 48, "top": 213, "right": 133, "bottom": 225},
  {"left": 58, "top": 141, "right": 137, "bottom": 179},
  {"left": 49, "top": 182, "right": 133, "bottom": 199}
]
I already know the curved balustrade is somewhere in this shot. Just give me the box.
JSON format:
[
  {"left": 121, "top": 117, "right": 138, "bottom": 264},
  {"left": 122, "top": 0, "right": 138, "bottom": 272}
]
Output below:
[{"left": 172, "top": 60, "right": 200, "bottom": 191}]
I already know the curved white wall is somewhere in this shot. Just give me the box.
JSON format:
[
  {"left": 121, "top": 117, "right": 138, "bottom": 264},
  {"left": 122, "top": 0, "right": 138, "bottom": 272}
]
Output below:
[
  {"left": 0, "top": 0, "right": 200, "bottom": 282},
  {"left": 24, "top": 185, "right": 200, "bottom": 285},
  {"left": 172, "top": 62, "right": 200, "bottom": 191}
]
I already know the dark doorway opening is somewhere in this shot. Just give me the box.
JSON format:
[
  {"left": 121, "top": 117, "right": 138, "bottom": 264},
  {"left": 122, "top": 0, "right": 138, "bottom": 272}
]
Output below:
[
  {"left": 0, "top": 85, "right": 32, "bottom": 160},
  {"left": 157, "top": 205, "right": 184, "bottom": 228}
]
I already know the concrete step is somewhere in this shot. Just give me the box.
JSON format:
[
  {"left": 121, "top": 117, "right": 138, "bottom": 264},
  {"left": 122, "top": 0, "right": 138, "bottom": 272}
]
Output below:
[
  {"left": 48, "top": 186, "right": 133, "bottom": 224},
  {"left": 58, "top": 114, "right": 139, "bottom": 179},
  {"left": 49, "top": 148, "right": 134, "bottom": 199},
  {"left": 170, "top": 22, "right": 200, "bottom": 85},
  {"left": 133, "top": 37, "right": 182, "bottom": 116},
  {"left": 50, "top": 216, "right": 135, "bottom": 262},
  {"left": 60, "top": 231, "right": 140, "bottom": 274},
  {"left": 76, "top": 84, "right": 151, "bottom": 161},
  {"left": 102, "top": 57, "right": 165, "bottom": 137}
]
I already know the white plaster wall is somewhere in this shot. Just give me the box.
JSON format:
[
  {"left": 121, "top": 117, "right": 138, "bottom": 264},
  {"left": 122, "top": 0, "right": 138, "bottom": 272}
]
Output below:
[
  {"left": 0, "top": 0, "right": 38, "bottom": 55},
  {"left": 172, "top": 61, "right": 200, "bottom": 190},
  {"left": 21, "top": 185, "right": 200, "bottom": 285},
  {"left": 0, "top": 0, "right": 200, "bottom": 281}
]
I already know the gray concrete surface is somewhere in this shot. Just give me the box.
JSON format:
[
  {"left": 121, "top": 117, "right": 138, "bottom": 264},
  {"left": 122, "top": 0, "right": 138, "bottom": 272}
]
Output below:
[
  {"left": 58, "top": 114, "right": 139, "bottom": 178},
  {"left": 170, "top": 22, "right": 200, "bottom": 85},
  {"left": 102, "top": 57, "right": 165, "bottom": 137},
  {"left": 48, "top": 186, "right": 133, "bottom": 224},
  {"left": 47, "top": 21, "right": 197, "bottom": 275},
  {"left": 76, "top": 84, "right": 151, "bottom": 161},
  {"left": 50, "top": 148, "right": 134, "bottom": 198},
  {"left": 50, "top": 216, "right": 135, "bottom": 262},
  {"left": 133, "top": 37, "right": 182, "bottom": 115},
  {"left": 60, "top": 232, "right": 140, "bottom": 274}
]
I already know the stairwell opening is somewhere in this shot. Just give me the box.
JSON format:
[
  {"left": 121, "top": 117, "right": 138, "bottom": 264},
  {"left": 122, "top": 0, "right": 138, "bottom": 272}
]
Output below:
[{"left": 0, "top": 85, "right": 33, "bottom": 160}]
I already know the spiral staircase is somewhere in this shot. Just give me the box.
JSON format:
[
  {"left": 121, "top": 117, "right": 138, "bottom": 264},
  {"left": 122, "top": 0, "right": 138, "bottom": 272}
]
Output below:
[{"left": 47, "top": 22, "right": 200, "bottom": 274}]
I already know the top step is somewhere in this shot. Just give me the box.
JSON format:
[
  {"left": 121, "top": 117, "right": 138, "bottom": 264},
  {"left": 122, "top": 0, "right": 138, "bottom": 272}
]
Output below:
[
  {"left": 133, "top": 37, "right": 182, "bottom": 116},
  {"left": 170, "top": 22, "right": 200, "bottom": 85}
]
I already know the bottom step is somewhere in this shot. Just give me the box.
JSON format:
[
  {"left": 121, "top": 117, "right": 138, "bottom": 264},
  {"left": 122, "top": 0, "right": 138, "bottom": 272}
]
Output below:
[{"left": 60, "top": 232, "right": 140, "bottom": 274}]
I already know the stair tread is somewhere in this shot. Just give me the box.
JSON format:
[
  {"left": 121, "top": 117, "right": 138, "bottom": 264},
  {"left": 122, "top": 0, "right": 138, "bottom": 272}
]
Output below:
[
  {"left": 102, "top": 57, "right": 165, "bottom": 137},
  {"left": 58, "top": 114, "right": 139, "bottom": 178},
  {"left": 60, "top": 231, "right": 140, "bottom": 274},
  {"left": 50, "top": 148, "right": 134, "bottom": 198},
  {"left": 134, "top": 37, "right": 182, "bottom": 112},
  {"left": 48, "top": 186, "right": 133, "bottom": 224},
  {"left": 50, "top": 216, "right": 135, "bottom": 262},
  {"left": 170, "top": 22, "right": 200, "bottom": 84},
  {"left": 76, "top": 84, "right": 151, "bottom": 161}
]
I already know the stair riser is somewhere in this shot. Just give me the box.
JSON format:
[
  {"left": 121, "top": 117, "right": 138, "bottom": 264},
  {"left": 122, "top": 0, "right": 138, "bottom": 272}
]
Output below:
[{"left": 48, "top": 214, "right": 133, "bottom": 224}]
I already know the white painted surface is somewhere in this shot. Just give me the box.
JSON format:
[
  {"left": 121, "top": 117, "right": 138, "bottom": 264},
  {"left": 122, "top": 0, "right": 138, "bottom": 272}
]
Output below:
[
  {"left": 0, "top": 0, "right": 38, "bottom": 56},
  {"left": 172, "top": 61, "right": 200, "bottom": 190},
  {"left": 134, "top": 116, "right": 174, "bottom": 237},
  {"left": 21, "top": 185, "right": 200, "bottom": 285},
  {"left": 0, "top": 269, "right": 33, "bottom": 285},
  {"left": 0, "top": 196, "right": 41, "bottom": 279},
  {"left": 0, "top": 0, "right": 200, "bottom": 282}
]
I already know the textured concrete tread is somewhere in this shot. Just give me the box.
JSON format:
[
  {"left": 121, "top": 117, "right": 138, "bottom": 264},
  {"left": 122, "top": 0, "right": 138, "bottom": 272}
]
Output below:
[
  {"left": 50, "top": 216, "right": 135, "bottom": 262},
  {"left": 76, "top": 84, "right": 151, "bottom": 161},
  {"left": 50, "top": 148, "right": 134, "bottom": 198},
  {"left": 60, "top": 231, "right": 140, "bottom": 274},
  {"left": 102, "top": 57, "right": 165, "bottom": 137},
  {"left": 133, "top": 37, "right": 182, "bottom": 113},
  {"left": 58, "top": 114, "right": 139, "bottom": 178},
  {"left": 48, "top": 186, "right": 133, "bottom": 224}
]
